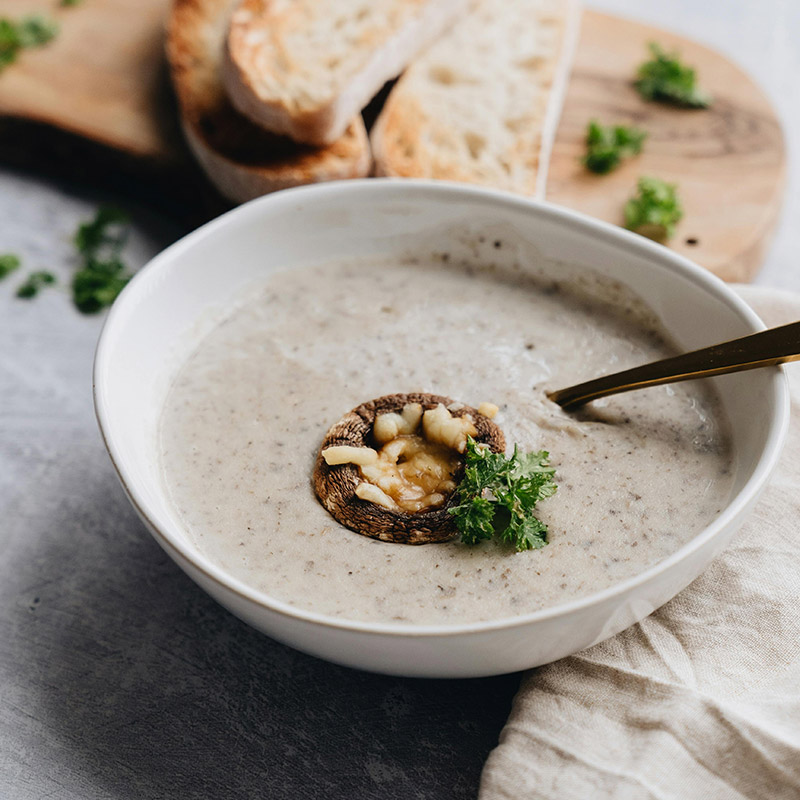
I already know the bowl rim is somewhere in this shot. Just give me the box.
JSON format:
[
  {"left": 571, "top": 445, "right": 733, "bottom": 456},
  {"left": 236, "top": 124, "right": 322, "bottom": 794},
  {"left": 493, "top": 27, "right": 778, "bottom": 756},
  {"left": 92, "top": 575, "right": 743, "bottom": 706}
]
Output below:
[{"left": 93, "top": 178, "right": 791, "bottom": 638}]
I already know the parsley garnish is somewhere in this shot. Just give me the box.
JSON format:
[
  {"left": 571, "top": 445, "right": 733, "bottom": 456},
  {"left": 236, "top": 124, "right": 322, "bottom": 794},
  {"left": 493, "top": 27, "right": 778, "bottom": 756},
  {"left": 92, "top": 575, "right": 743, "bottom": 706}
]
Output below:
[
  {"left": 0, "top": 15, "right": 58, "bottom": 72},
  {"left": 16, "top": 270, "right": 56, "bottom": 299},
  {"left": 0, "top": 253, "right": 21, "bottom": 279},
  {"left": 72, "top": 206, "right": 133, "bottom": 313},
  {"left": 624, "top": 176, "right": 682, "bottom": 240},
  {"left": 2, "top": 208, "right": 132, "bottom": 310},
  {"left": 74, "top": 206, "right": 129, "bottom": 255},
  {"left": 583, "top": 120, "right": 647, "bottom": 174},
  {"left": 634, "top": 42, "right": 711, "bottom": 109},
  {"left": 60, "top": 0, "right": 83, "bottom": 6},
  {"left": 449, "top": 438, "right": 557, "bottom": 552}
]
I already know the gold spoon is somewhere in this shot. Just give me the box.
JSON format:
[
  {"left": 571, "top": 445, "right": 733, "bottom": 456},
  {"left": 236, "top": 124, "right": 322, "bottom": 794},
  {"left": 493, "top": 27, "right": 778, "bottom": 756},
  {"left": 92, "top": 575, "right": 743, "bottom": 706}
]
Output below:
[{"left": 548, "top": 320, "right": 800, "bottom": 410}]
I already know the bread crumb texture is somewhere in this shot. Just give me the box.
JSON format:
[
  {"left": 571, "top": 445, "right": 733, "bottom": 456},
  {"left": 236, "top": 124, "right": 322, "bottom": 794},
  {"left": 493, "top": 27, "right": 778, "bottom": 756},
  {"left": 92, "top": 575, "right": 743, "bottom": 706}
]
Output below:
[{"left": 372, "top": 0, "right": 573, "bottom": 194}]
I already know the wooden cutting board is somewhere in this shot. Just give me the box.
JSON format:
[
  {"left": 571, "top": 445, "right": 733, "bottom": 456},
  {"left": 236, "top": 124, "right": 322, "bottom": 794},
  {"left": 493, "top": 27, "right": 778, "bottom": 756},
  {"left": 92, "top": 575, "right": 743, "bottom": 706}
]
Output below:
[
  {"left": 0, "top": 2, "right": 785, "bottom": 282},
  {"left": 546, "top": 12, "right": 785, "bottom": 283}
]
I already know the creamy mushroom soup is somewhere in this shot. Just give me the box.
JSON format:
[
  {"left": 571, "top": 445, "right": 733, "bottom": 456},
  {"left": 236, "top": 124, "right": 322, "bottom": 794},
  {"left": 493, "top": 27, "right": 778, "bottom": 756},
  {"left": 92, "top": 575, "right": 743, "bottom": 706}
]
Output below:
[{"left": 159, "top": 256, "right": 734, "bottom": 625}]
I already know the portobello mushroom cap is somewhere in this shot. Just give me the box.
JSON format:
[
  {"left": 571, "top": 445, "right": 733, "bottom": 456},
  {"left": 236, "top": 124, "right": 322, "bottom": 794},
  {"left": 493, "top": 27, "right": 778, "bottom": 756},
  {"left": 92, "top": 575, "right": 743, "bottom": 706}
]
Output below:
[{"left": 313, "top": 393, "right": 506, "bottom": 545}]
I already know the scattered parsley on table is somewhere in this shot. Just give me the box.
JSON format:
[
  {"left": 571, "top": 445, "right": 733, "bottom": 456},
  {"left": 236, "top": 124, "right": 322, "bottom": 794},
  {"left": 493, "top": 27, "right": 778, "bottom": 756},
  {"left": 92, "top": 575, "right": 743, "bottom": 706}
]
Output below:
[
  {"left": 72, "top": 206, "right": 133, "bottom": 313},
  {"left": 2, "top": 207, "right": 133, "bottom": 311},
  {"left": 16, "top": 271, "right": 56, "bottom": 299},
  {"left": 0, "top": 253, "right": 21, "bottom": 279}
]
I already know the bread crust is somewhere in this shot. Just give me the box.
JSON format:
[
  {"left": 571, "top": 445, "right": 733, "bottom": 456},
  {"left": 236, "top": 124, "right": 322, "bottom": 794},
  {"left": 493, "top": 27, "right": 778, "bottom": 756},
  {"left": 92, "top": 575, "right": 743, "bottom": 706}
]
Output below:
[
  {"left": 167, "top": 0, "right": 371, "bottom": 203},
  {"left": 223, "top": 0, "right": 471, "bottom": 146},
  {"left": 313, "top": 393, "right": 505, "bottom": 545}
]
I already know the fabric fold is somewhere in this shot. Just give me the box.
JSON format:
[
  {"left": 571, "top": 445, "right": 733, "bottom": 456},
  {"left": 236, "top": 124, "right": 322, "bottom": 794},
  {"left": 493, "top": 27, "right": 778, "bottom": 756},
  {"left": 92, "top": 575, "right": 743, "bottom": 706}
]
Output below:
[{"left": 480, "top": 286, "right": 800, "bottom": 800}]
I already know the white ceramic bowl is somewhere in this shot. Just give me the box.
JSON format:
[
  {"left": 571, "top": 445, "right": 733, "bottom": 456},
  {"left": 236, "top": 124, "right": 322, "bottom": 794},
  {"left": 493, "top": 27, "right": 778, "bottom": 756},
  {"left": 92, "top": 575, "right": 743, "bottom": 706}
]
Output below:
[{"left": 94, "top": 180, "right": 789, "bottom": 678}]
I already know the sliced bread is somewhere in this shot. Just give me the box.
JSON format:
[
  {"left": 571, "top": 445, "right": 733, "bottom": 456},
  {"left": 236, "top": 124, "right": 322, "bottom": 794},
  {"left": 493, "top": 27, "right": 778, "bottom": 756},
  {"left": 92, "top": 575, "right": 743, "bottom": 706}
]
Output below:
[
  {"left": 222, "top": 0, "right": 471, "bottom": 146},
  {"left": 371, "top": 0, "right": 581, "bottom": 198},
  {"left": 167, "top": 0, "right": 371, "bottom": 204}
]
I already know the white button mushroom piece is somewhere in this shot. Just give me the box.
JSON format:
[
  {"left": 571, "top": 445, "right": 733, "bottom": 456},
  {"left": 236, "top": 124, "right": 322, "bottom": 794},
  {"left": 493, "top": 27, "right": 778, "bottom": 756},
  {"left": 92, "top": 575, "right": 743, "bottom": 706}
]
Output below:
[
  {"left": 322, "top": 445, "right": 379, "bottom": 466},
  {"left": 477, "top": 402, "right": 500, "bottom": 419},
  {"left": 355, "top": 482, "right": 400, "bottom": 510},
  {"left": 422, "top": 404, "right": 477, "bottom": 453},
  {"left": 373, "top": 402, "right": 424, "bottom": 444}
]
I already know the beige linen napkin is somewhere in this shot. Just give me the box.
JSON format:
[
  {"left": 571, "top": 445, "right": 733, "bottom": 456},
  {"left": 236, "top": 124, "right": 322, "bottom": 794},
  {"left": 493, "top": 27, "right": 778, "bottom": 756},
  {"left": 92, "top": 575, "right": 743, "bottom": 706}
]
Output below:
[{"left": 480, "top": 286, "right": 800, "bottom": 800}]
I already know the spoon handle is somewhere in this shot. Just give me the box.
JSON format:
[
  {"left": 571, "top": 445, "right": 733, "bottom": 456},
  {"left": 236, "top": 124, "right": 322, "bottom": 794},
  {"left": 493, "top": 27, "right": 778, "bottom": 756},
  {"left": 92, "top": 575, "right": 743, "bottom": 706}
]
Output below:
[{"left": 548, "top": 319, "right": 800, "bottom": 410}]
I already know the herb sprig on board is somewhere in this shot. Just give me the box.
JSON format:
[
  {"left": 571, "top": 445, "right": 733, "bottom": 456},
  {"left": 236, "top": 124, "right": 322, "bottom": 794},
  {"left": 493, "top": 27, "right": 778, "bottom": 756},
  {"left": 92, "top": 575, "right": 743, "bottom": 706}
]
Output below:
[
  {"left": 583, "top": 120, "right": 647, "bottom": 174},
  {"left": 449, "top": 438, "right": 557, "bottom": 552},
  {"left": 634, "top": 42, "right": 712, "bottom": 109},
  {"left": 624, "top": 176, "right": 683, "bottom": 240},
  {"left": 72, "top": 206, "right": 133, "bottom": 313},
  {"left": 0, "top": 15, "right": 58, "bottom": 72}
]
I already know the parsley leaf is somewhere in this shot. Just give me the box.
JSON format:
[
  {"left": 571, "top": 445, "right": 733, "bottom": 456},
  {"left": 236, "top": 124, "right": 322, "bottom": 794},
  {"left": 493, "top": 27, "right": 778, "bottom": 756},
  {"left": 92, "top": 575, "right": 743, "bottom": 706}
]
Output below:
[
  {"left": 2, "top": 208, "right": 132, "bottom": 310},
  {"left": 0, "top": 253, "right": 21, "bottom": 279},
  {"left": 16, "top": 16, "right": 58, "bottom": 47},
  {"left": 449, "top": 438, "right": 557, "bottom": 552},
  {"left": 583, "top": 120, "right": 647, "bottom": 174},
  {"left": 506, "top": 513, "right": 549, "bottom": 552},
  {"left": 61, "top": 0, "right": 83, "bottom": 6},
  {"left": 75, "top": 206, "right": 129, "bottom": 256},
  {"left": 72, "top": 262, "right": 129, "bottom": 313},
  {"left": 16, "top": 270, "right": 56, "bottom": 299},
  {"left": 0, "top": 15, "right": 58, "bottom": 72},
  {"left": 624, "top": 176, "right": 683, "bottom": 240},
  {"left": 71, "top": 206, "right": 133, "bottom": 313},
  {"left": 634, "top": 42, "right": 712, "bottom": 109},
  {"left": 451, "top": 496, "right": 495, "bottom": 546}
]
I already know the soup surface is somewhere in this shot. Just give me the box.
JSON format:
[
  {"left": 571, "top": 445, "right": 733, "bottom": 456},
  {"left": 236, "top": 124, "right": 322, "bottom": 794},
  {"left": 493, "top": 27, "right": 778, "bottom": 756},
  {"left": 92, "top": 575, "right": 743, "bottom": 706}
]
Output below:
[{"left": 159, "top": 256, "right": 734, "bottom": 625}]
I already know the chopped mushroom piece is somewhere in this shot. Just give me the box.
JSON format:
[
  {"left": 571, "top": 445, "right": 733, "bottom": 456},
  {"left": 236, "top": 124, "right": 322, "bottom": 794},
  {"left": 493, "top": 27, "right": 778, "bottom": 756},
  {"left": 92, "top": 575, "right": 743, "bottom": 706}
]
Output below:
[
  {"left": 355, "top": 482, "right": 399, "bottom": 510},
  {"left": 477, "top": 402, "right": 499, "bottom": 419},
  {"left": 360, "top": 434, "right": 461, "bottom": 513},
  {"left": 422, "top": 403, "right": 477, "bottom": 453},
  {"left": 373, "top": 403, "right": 423, "bottom": 444},
  {"left": 321, "top": 445, "right": 378, "bottom": 466}
]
